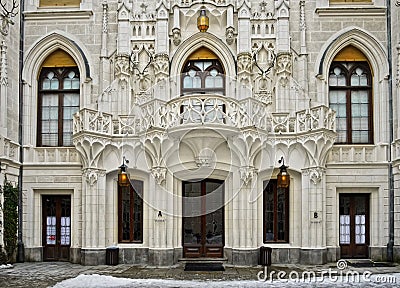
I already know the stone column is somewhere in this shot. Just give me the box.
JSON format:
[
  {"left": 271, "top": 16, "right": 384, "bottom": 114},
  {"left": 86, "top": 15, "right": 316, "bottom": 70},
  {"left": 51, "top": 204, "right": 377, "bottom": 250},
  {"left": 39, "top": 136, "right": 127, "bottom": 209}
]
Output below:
[
  {"left": 300, "top": 167, "right": 327, "bottom": 264},
  {"left": 81, "top": 168, "right": 107, "bottom": 265}
]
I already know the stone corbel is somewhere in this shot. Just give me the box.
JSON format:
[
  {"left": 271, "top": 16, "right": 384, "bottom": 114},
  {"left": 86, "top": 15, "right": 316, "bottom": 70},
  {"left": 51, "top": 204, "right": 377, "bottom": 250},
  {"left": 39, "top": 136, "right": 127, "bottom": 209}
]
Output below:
[
  {"left": 239, "top": 166, "right": 258, "bottom": 186},
  {"left": 151, "top": 166, "right": 167, "bottom": 185},
  {"left": 83, "top": 168, "right": 106, "bottom": 186},
  {"left": 172, "top": 27, "right": 181, "bottom": 46},
  {"left": 306, "top": 167, "right": 325, "bottom": 185},
  {"left": 225, "top": 26, "right": 235, "bottom": 45}
]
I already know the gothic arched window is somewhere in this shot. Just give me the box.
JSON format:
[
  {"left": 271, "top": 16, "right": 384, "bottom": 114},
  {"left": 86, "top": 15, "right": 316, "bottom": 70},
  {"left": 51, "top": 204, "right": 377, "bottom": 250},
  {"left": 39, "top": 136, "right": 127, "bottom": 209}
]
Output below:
[
  {"left": 328, "top": 46, "right": 373, "bottom": 144},
  {"left": 38, "top": 50, "right": 80, "bottom": 147},
  {"left": 181, "top": 48, "right": 225, "bottom": 96}
]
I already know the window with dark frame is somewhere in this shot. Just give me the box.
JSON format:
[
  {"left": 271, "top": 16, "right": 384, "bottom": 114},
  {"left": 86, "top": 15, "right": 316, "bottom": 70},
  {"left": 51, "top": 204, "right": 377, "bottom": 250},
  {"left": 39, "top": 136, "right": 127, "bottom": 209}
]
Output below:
[
  {"left": 118, "top": 180, "right": 143, "bottom": 243},
  {"left": 328, "top": 62, "right": 373, "bottom": 144},
  {"left": 38, "top": 67, "right": 80, "bottom": 147},
  {"left": 263, "top": 179, "right": 289, "bottom": 243},
  {"left": 181, "top": 59, "right": 225, "bottom": 96}
]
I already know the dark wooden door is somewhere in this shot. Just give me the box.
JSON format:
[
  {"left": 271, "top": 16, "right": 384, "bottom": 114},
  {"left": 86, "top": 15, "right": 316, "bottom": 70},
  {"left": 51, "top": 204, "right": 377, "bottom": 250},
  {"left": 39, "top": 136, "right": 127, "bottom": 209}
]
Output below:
[
  {"left": 183, "top": 180, "right": 224, "bottom": 258},
  {"left": 339, "top": 194, "right": 369, "bottom": 258},
  {"left": 42, "top": 195, "right": 71, "bottom": 261}
]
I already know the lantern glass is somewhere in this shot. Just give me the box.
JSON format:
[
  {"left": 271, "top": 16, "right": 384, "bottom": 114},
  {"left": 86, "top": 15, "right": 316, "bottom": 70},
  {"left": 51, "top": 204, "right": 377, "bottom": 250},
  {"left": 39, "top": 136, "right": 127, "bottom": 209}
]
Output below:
[
  {"left": 197, "top": 9, "right": 209, "bottom": 32},
  {"left": 118, "top": 172, "right": 130, "bottom": 186},
  {"left": 277, "top": 170, "right": 290, "bottom": 188}
]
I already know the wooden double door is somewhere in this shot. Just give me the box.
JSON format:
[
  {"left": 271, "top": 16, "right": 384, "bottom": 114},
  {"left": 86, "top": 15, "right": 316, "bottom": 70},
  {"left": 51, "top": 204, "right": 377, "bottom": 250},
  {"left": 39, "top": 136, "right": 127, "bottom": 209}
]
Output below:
[
  {"left": 183, "top": 180, "right": 224, "bottom": 258},
  {"left": 339, "top": 194, "right": 369, "bottom": 258},
  {"left": 42, "top": 195, "right": 71, "bottom": 261}
]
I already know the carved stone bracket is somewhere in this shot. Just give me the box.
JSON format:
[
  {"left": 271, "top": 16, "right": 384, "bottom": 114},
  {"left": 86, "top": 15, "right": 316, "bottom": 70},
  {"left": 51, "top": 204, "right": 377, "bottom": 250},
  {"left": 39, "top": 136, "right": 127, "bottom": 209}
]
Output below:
[
  {"left": 115, "top": 54, "right": 130, "bottom": 83},
  {"left": 237, "top": 52, "right": 253, "bottom": 85},
  {"left": 276, "top": 52, "right": 292, "bottom": 87},
  {"left": 303, "top": 167, "right": 325, "bottom": 185},
  {"left": 83, "top": 168, "right": 106, "bottom": 186},
  {"left": 239, "top": 166, "right": 258, "bottom": 186},
  {"left": 153, "top": 53, "right": 169, "bottom": 82},
  {"left": 151, "top": 166, "right": 167, "bottom": 185},
  {"left": 226, "top": 26, "right": 235, "bottom": 45},
  {"left": 172, "top": 27, "right": 181, "bottom": 46}
]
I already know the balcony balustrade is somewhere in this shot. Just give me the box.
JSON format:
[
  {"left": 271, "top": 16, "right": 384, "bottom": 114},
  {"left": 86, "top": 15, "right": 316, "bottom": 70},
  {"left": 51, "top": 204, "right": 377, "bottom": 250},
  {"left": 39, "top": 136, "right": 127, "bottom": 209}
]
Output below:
[{"left": 73, "top": 94, "right": 336, "bottom": 137}]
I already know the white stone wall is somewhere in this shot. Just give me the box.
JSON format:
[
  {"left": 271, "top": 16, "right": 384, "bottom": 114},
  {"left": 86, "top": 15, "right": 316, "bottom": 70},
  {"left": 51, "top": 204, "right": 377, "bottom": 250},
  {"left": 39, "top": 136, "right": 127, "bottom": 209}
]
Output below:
[{"left": 15, "top": 0, "right": 400, "bottom": 264}]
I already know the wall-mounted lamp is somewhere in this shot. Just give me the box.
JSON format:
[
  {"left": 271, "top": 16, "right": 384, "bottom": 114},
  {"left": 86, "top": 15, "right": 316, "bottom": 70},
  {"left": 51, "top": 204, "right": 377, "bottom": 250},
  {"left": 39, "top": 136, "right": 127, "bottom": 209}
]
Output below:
[
  {"left": 277, "top": 156, "right": 290, "bottom": 188},
  {"left": 197, "top": 7, "right": 209, "bottom": 32},
  {"left": 118, "top": 156, "right": 130, "bottom": 187}
]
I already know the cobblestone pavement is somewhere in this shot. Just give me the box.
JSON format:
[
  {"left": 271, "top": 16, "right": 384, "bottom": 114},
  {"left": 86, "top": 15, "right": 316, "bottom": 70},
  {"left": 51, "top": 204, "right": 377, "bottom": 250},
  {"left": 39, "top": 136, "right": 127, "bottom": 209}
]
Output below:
[{"left": 0, "top": 261, "right": 399, "bottom": 288}]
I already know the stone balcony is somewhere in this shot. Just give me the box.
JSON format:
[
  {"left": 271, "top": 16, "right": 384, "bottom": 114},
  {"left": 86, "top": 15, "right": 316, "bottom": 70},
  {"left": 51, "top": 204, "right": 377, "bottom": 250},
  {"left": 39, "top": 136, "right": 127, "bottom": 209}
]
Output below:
[{"left": 73, "top": 94, "right": 336, "bottom": 138}]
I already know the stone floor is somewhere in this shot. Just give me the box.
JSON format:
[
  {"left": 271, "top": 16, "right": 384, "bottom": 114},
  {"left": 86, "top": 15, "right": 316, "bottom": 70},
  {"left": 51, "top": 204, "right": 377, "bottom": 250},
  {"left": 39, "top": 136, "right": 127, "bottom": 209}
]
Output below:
[{"left": 0, "top": 261, "right": 398, "bottom": 288}]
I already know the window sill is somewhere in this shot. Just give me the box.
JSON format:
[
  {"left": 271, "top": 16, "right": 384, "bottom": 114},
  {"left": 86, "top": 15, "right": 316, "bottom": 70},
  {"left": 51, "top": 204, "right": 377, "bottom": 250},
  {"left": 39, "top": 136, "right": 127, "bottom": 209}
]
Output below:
[
  {"left": 315, "top": 7, "right": 386, "bottom": 17},
  {"left": 24, "top": 9, "right": 93, "bottom": 20}
]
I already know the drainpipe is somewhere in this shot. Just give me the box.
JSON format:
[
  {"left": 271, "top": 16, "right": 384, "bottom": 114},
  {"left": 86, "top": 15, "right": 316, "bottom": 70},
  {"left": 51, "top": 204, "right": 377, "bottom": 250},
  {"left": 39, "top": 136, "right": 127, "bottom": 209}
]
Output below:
[
  {"left": 386, "top": 0, "right": 394, "bottom": 263},
  {"left": 17, "top": 0, "right": 25, "bottom": 263}
]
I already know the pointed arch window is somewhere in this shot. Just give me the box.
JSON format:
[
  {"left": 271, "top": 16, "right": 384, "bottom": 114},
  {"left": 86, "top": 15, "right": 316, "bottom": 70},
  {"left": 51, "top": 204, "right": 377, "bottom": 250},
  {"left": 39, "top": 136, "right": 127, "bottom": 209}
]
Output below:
[
  {"left": 328, "top": 46, "right": 373, "bottom": 144},
  {"left": 38, "top": 50, "right": 80, "bottom": 147},
  {"left": 181, "top": 47, "right": 225, "bottom": 96}
]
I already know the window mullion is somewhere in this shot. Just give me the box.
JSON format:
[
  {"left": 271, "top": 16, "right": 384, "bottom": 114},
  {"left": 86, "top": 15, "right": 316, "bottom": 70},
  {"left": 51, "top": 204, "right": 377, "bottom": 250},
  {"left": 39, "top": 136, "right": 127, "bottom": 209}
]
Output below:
[
  {"left": 346, "top": 88, "right": 352, "bottom": 144},
  {"left": 58, "top": 93, "right": 63, "bottom": 146}
]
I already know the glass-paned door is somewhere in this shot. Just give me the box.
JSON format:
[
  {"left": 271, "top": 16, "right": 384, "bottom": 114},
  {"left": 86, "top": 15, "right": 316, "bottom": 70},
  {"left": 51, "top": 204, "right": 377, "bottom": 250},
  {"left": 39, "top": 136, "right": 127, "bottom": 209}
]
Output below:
[
  {"left": 183, "top": 179, "right": 224, "bottom": 258},
  {"left": 42, "top": 195, "right": 71, "bottom": 261},
  {"left": 339, "top": 194, "right": 369, "bottom": 258}
]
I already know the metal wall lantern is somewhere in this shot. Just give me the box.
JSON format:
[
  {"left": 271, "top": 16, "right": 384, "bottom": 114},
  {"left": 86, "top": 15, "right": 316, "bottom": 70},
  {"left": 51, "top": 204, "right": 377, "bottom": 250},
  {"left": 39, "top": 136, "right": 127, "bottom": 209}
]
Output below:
[
  {"left": 277, "top": 156, "right": 290, "bottom": 188},
  {"left": 197, "top": 8, "right": 209, "bottom": 32},
  {"left": 118, "top": 156, "right": 130, "bottom": 187}
]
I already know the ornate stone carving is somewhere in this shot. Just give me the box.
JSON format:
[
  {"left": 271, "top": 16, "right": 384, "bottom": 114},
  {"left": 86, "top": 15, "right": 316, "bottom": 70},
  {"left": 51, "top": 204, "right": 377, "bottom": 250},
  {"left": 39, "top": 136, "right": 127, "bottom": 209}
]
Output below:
[
  {"left": 172, "top": 27, "right": 181, "bottom": 46},
  {"left": 237, "top": 52, "right": 253, "bottom": 85},
  {"left": 303, "top": 167, "right": 325, "bottom": 185},
  {"left": 195, "top": 156, "right": 212, "bottom": 167},
  {"left": 226, "top": 26, "right": 235, "bottom": 45},
  {"left": 151, "top": 166, "right": 167, "bottom": 185},
  {"left": 397, "top": 44, "right": 400, "bottom": 87},
  {"left": 83, "top": 168, "right": 106, "bottom": 186},
  {"left": 276, "top": 53, "right": 292, "bottom": 87},
  {"left": 252, "top": 0, "right": 275, "bottom": 19},
  {"left": 102, "top": 1, "right": 108, "bottom": 34},
  {"left": 239, "top": 166, "right": 258, "bottom": 186},
  {"left": 153, "top": 53, "right": 169, "bottom": 82},
  {"left": 0, "top": 41, "right": 7, "bottom": 86},
  {"left": 299, "top": 0, "right": 306, "bottom": 31},
  {"left": 114, "top": 54, "right": 130, "bottom": 83},
  {"left": 0, "top": 0, "right": 18, "bottom": 37}
]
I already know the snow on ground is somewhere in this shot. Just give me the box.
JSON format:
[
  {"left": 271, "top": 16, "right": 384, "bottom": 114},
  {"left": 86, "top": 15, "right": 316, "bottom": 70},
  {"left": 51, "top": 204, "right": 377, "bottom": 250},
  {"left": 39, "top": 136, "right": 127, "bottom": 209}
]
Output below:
[
  {"left": 51, "top": 273, "right": 400, "bottom": 288},
  {"left": 0, "top": 264, "right": 12, "bottom": 269}
]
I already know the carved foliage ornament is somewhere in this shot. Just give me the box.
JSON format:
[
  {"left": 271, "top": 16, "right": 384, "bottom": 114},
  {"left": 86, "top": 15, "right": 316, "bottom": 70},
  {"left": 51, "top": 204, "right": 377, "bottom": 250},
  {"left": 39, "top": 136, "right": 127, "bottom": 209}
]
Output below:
[{"left": 83, "top": 168, "right": 106, "bottom": 186}]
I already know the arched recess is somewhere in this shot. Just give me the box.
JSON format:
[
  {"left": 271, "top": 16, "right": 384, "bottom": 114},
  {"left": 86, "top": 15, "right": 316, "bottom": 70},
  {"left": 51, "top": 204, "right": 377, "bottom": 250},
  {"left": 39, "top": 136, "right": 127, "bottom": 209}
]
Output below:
[
  {"left": 170, "top": 32, "right": 236, "bottom": 100},
  {"left": 22, "top": 31, "right": 92, "bottom": 145}
]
